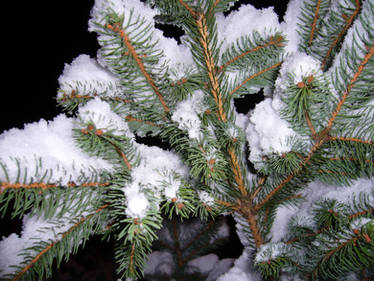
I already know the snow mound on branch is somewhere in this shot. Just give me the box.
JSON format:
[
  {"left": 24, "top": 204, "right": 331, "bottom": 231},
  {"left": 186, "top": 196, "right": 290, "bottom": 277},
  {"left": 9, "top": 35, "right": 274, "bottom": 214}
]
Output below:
[
  {"left": 280, "top": 0, "right": 304, "bottom": 53},
  {"left": 217, "top": 4, "right": 281, "bottom": 51},
  {"left": 78, "top": 97, "right": 134, "bottom": 138},
  {"left": 0, "top": 115, "right": 113, "bottom": 185},
  {"left": 123, "top": 144, "right": 189, "bottom": 218},
  {"left": 275, "top": 52, "right": 321, "bottom": 92},
  {"left": 246, "top": 98, "right": 296, "bottom": 168},
  {"left": 171, "top": 90, "right": 206, "bottom": 139},
  {"left": 58, "top": 54, "right": 122, "bottom": 97}
]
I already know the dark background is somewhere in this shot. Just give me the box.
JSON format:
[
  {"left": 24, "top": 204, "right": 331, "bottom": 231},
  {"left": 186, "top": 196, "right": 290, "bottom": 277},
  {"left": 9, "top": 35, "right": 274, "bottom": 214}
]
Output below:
[{"left": 1, "top": 0, "right": 288, "bottom": 280}]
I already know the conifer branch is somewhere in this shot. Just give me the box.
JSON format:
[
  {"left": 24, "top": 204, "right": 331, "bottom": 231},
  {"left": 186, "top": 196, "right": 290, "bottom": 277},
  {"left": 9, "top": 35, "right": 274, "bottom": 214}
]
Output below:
[
  {"left": 255, "top": 138, "right": 326, "bottom": 210},
  {"left": 106, "top": 23, "right": 170, "bottom": 113},
  {"left": 59, "top": 90, "right": 132, "bottom": 104},
  {"left": 196, "top": 12, "right": 227, "bottom": 122},
  {"left": 178, "top": 0, "right": 197, "bottom": 18},
  {"left": 305, "top": 110, "right": 317, "bottom": 138},
  {"left": 348, "top": 208, "right": 374, "bottom": 220},
  {"left": 229, "top": 62, "right": 282, "bottom": 96},
  {"left": 1, "top": 182, "right": 110, "bottom": 190},
  {"left": 125, "top": 115, "right": 160, "bottom": 128},
  {"left": 97, "top": 134, "right": 132, "bottom": 170},
  {"left": 219, "top": 36, "right": 284, "bottom": 72},
  {"left": 12, "top": 204, "right": 109, "bottom": 281},
  {"left": 321, "top": 0, "right": 361, "bottom": 69},
  {"left": 228, "top": 147, "right": 247, "bottom": 196},
  {"left": 329, "top": 136, "right": 373, "bottom": 145},
  {"left": 310, "top": 235, "right": 359, "bottom": 279},
  {"left": 255, "top": 43, "right": 374, "bottom": 210},
  {"left": 327, "top": 43, "right": 374, "bottom": 130},
  {"left": 308, "top": 0, "right": 322, "bottom": 46}
]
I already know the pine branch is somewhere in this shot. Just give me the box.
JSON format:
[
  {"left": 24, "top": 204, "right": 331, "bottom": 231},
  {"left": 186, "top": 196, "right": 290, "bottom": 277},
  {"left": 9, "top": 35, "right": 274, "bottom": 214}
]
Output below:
[
  {"left": 10, "top": 204, "right": 109, "bottom": 281},
  {"left": 320, "top": 0, "right": 361, "bottom": 69}
]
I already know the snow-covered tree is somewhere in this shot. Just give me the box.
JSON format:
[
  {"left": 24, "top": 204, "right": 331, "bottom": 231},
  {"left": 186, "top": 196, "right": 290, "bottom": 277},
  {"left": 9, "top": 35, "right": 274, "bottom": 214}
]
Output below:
[{"left": 1, "top": 0, "right": 373, "bottom": 280}]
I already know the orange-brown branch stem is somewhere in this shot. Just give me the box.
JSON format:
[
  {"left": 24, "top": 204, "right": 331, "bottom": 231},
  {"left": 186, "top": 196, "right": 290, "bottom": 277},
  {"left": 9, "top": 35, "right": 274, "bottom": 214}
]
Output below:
[
  {"left": 196, "top": 13, "right": 227, "bottom": 122},
  {"left": 309, "top": 0, "right": 321, "bottom": 46}
]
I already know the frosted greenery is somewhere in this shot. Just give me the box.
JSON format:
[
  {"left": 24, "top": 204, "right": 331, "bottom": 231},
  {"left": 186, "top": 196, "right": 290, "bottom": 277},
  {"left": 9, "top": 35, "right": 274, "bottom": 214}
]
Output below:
[{"left": 0, "top": 0, "right": 373, "bottom": 280}]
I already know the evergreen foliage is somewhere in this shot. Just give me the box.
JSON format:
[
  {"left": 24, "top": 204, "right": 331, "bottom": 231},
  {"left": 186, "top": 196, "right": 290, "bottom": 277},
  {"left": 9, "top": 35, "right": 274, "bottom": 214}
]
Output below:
[{"left": 0, "top": 0, "right": 373, "bottom": 280}]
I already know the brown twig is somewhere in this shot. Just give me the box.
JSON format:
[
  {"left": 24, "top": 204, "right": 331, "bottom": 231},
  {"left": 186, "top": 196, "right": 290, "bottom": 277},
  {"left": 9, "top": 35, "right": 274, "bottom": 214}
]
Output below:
[{"left": 309, "top": 0, "right": 322, "bottom": 46}]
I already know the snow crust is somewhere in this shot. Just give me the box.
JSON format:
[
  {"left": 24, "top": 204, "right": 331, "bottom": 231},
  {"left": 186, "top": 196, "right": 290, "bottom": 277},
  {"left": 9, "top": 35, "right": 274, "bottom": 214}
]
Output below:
[{"left": 0, "top": 115, "right": 113, "bottom": 185}]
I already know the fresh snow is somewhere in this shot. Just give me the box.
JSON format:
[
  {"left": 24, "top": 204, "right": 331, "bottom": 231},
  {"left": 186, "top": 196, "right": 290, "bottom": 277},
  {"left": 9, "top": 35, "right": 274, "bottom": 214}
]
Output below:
[
  {"left": 78, "top": 97, "right": 134, "bottom": 138},
  {"left": 279, "top": 0, "right": 304, "bottom": 53},
  {"left": 216, "top": 4, "right": 281, "bottom": 51},
  {"left": 123, "top": 143, "right": 188, "bottom": 218},
  {"left": 0, "top": 115, "right": 113, "bottom": 186},
  {"left": 58, "top": 54, "right": 123, "bottom": 99},
  {"left": 171, "top": 90, "right": 206, "bottom": 139},
  {"left": 246, "top": 98, "right": 296, "bottom": 167}
]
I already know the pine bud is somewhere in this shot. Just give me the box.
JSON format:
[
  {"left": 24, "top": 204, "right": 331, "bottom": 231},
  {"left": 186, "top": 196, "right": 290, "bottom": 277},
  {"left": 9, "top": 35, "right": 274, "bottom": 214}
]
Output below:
[
  {"left": 363, "top": 232, "right": 371, "bottom": 243},
  {"left": 297, "top": 81, "right": 305, "bottom": 88},
  {"left": 95, "top": 129, "right": 104, "bottom": 136},
  {"left": 171, "top": 197, "right": 178, "bottom": 203},
  {"left": 177, "top": 202, "right": 184, "bottom": 209},
  {"left": 80, "top": 128, "right": 88, "bottom": 135}
]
